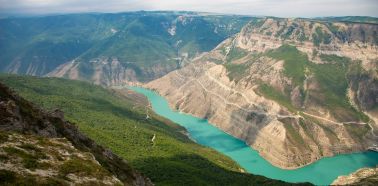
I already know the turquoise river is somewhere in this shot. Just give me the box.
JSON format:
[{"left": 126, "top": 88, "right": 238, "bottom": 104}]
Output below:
[{"left": 129, "top": 86, "right": 378, "bottom": 185}]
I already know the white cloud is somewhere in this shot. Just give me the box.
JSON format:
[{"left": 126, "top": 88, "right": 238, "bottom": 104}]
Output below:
[{"left": 0, "top": 0, "right": 377, "bottom": 17}]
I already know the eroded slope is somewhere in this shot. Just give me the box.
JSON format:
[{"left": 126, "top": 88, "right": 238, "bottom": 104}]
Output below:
[
  {"left": 0, "top": 82, "right": 152, "bottom": 185},
  {"left": 0, "top": 75, "right": 303, "bottom": 185},
  {"left": 146, "top": 18, "right": 378, "bottom": 169}
]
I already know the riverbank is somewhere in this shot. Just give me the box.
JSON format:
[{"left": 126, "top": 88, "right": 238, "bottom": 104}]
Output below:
[{"left": 129, "top": 86, "right": 378, "bottom": 185}]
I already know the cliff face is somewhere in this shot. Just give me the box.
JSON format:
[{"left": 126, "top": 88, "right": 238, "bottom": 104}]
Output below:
[
  {"left": 232, "top": 18, "right": 378, "bottom": 73},
  {"left": 0, "top": 82, "right": 152, "bottom": 185},
  {"left": 332, "top": 167, "right": 378, "bottom": 185},
  {"left": 47, "top": 57, "right": 177, "bottom": 86},
  {"left": 146, "top": 18, "right": 378, "bottom": 169}
]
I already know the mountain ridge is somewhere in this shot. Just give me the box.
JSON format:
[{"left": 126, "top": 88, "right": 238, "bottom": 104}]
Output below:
[
  {"left": 0, "top": 11, "right": 251, "bottom": 84},
  {"left": 0, "top": 10, "right": 378, "bottom": 176},
  {"left": 0, "top": 81, "right": 152, "bottom": 185}
]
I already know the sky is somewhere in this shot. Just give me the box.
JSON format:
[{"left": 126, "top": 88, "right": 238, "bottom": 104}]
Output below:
[{"left": 0, "top": 0, "right": 377, "bottom": 18}]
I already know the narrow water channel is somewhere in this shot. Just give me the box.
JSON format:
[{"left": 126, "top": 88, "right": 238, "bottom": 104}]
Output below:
[{"left": 129, "top": 86, "right": 378, "bottom": 185}]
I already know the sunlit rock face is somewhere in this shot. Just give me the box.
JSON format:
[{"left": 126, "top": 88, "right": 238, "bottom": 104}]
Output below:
[{"left": 146, "top": 18, "right": 378, "bottom": 169}]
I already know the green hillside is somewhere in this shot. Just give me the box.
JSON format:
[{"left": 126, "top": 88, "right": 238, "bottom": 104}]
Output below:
[
  {"left": 0, "top": 74, "right": 300, "bottom": 186},
  {"left": 0, "top": 12, "right": 250, "bottom": 81},
  {"left": 262, "top": 45, "right": 368, "bottom": 122}
]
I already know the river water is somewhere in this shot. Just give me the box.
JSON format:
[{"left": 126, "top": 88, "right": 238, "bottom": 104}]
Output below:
[{"left": 129, "top": 86, "right": 378, "bottom": 185}]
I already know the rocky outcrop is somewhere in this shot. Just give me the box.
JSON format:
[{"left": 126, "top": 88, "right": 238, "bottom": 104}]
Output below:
[
  {"left": 146, "top": 18, "right": 378, "bottom": 169},
  {"left": 232, "top": 18, "right": 378, "bottom": 73},
  {"left": 47, "top": 57, "right": 177, "bottom": 86},
  {"left": 0, "top": 82, "right": 152, "bottom": 185},
  {"left": 332, "top": 167, "right": 378, "bottom": 185},
  {"left": 0, "top": 131, "right": 123, "bottom": 185},
  {"left": 146, "top": 60, "right": 376, "bottom": 169}
]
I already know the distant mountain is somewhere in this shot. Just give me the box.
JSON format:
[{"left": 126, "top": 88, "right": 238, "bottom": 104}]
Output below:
[
  {"left": 0, "top": 12, "right": 250, "bottom": 84},
  {"left": 315, "top": 16, "right": 378, "bottom": 24}
]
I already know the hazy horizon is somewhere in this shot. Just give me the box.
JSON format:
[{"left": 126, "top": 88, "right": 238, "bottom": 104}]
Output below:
[{"left": 0, "top": 0, "right": 377, "bottom": 18}]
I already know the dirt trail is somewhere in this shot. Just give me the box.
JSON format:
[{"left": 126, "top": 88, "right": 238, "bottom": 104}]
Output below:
[{"left": 174, "top": 65, "right": 373, "bottom": 133}]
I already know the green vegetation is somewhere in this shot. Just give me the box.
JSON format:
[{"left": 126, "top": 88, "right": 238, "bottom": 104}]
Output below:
[
  {"left": 0, "top": 170, "right": 42, "bottom": 186},
  {"left": 226, "top": 46, "right": 249, "bottom": 62},
  {"left": 327, "top": 23, "right": 340, "bottom": 35},
  {"left": 297, "top": 27, "right": 308, "bottom": 42},
  {"left": 267, "top": 44, "right": 308, "bottom": 87},
  {"left": 310, "top": 54, "right": 368, "bottom": 122},
  {"left": 0, "top": 12, "right": 250, "bottom": 81},
  {"left": 264, "top": 45, "right": 367, "bottom": 122},
  {"left": 317, "top": 16, "right": 378, "bottom": 24},
  {"left": 224, "top": 62, "right": 250, "bottom": 82},
  {"left": 278, "top": 118, "right": 308, "bottom": 152},
  {"left": 0, "top": 132, "right": 8, "bottom": 143},
  {"left": 274, "top": 21, "right": 287, "bottom": 38},
  {"left": 298, "top": 118, "right": 316, "bottom": 144},
  {"left": 344, "top": 124, "right": 371, "bottom": 141},
  {"left": 257, "top": 84, "right": 295, "bottom": 112},
  {"left": 0, "top": 169, "right": 68, "bottom": 186},
  {"left": 319, "top": 54, "right": 347, "bottom": 64},
  {"left": 77, "top": 62, "right": 96, "bottom": 80},
  {"left": 282, "top": 25, "right": 296, "bottom": 39},
  {"left": 0, "top": 130, "right": 118, "bottom": 185},
  {"left": 0, "top": 75, "right": 294, "bottom": 185},
  {"left": 314, "top": 54, "right": 349, "bottom": 96},
  {"left": 59, "top": 157, "right": 109, "bottom": 178},
  {"left": 303, "top": 115, "right": 340, "bottom": 144},
  {"left": 3, "top": 145, "right": 47, "bottom": 170},
  {"left": 223, "top": 46, "right": 251, "bottom": 81},
  {"left": 312, "top": 27, "right": 332, "bottom": 46},
  {"left": 248, "top": 18, "right": 266, "bottom": 29}
]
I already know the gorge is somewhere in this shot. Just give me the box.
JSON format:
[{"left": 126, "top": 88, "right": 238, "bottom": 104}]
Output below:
[
  {"left": 1, "top": 11, "right": 378, "bottom": 185},
  {"left": 146, "top": 17, "right": 378, "bottom": 170},
  {"left": 129, "top": 86, "right": 378, "bottom": 185}
]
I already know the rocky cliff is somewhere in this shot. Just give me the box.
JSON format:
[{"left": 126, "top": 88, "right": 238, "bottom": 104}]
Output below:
[
  {"left": 146, "top": 18, "right": 378, "bottom": 169},
  {"left": 332, "top": 167, "right": 378, "bottom": 185},
  {"left": 47, "top": 57, "right": 177, "bottom": 86},
  {"left": 0, "top": 82, "right": 152, "bottom": 185}
]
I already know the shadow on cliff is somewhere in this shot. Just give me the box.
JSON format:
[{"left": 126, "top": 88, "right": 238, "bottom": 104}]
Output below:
[
  {"left": 131, "top": 154, "right": 310, "bottom": 186},
  {"left": 227, "top": 104, "right": 271, "bottom": 146}
]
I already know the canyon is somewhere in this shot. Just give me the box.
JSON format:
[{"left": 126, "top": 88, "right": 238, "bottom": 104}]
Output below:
[
  {"left": 0, "top": 11, "right": 249, "bottom": 84},
  {"left": 146, "top": 17, "right": 378, "bottom": 169},
  {"left": 1, "top": 12, "right": 378, "bottom": 183}
]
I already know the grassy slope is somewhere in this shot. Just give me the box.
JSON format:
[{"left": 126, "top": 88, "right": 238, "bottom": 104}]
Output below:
[
  {"left": 0, "top": 14, "right": 124, "bottom": 75},
  {"left": 266, "top": 44, "right": 308, "bottom": 87},
  {"left": 310, "top": 54, "right": 369, "bottom": 122},
  {"left": 224, "top": 63, "right": 249, "bottom": 82},
  {"left": 251, "top": 45, "right": 370, "bottom": 146},
  {"left": 257, "top": 84, "right": 296, "bottom": 112},
  {"left": 260, "top": 45, "right": 367, "bottom": 122},
  {"left": 0, "top": 74, "right": 297, "bottom": 186}
]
